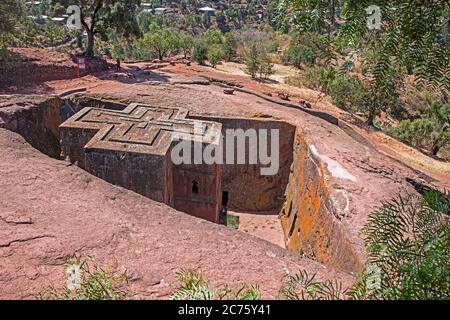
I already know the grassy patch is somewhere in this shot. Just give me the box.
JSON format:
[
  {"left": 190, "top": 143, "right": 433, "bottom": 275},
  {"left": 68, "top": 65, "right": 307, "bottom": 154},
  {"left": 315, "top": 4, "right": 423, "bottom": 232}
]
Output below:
[
  {"left": 37, "top": 256, "right": 130, "bottom": 300},
  {"left": 226, "top": 214, "right": 240, "bottom": 229}
]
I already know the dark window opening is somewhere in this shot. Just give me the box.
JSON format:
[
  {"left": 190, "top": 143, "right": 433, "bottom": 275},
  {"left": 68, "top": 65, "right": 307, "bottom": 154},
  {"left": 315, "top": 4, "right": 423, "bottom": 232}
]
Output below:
[
  {"left": 221, "top": 191, "right": 229, "bottom": 207},
  {"left": 192, "top": 180, "right": 199, "bottom": 194}
]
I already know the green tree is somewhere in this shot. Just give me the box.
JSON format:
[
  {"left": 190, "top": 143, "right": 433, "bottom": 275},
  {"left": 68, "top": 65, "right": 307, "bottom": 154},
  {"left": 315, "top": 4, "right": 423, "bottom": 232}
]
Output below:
[
  {"left": 222, "top": 32, "right": 237, "bottom": 62},
  {"left": 339, "top": 1, "right": 450, "bottom": 92},
  {"left": 392, "top": 101, "right": 450, "bottom": 156},
  {"left": 139, "top": 25, "right": 180, "bottom": 61},
  {"left": 178, "top": 34, "right": 194, "bottom": 59},
  {"left": 282, "top": 32, "right": 334, "bottom": 68},
  {"left": 279, "top": 0, "right": 340, "bottom": 34},
  {"left": 245, "top": 43, "right": 259, "bottom": 78},
  {"left": 52, "top": 0, "right": 141, "bottom": 56},
  {"left": 204, "top": 27, "right": 223, "bottom": 46},
  {"left": 192, "top": 40, "right": 208, "bottom": 65},
  {"left": 0, "top": 0, "right": 25, "bottom": 49},
  {"left": 42, "top": 22, "right": 67, "bottom": 47},
  {"left": 207, "top": 45, "right": 222, "bottom": 68},
  {"left": 258, "top": 53, "right": 274, "bottom": 79}
]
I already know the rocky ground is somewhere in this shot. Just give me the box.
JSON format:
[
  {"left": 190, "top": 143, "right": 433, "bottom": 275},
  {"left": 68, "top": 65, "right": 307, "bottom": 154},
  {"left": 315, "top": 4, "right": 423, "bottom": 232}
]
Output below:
[
  {"left": 0, "top": 49, "right": 449, "bottom": 299},
  {"left": 229, "top": 211, "right": 285, "bottom": 248},
  {"left": 0, "top": 128, "right": 352, "bottom": 299}
]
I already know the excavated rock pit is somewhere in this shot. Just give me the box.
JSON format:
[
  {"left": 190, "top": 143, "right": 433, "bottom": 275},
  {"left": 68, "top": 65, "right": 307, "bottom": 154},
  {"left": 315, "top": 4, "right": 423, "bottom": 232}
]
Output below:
[{"left": 0, "top": 94, "right": 362, "bottom": 273}]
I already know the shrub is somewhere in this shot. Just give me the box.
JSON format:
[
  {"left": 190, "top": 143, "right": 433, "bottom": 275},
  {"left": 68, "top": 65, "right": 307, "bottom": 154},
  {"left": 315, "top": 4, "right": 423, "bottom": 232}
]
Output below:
[
  {"left": 278, "top": 270, "right": 344, "bottom": 300},
  {"left": 326, "top": 74, "right": 369, "bottom": 113},
  {"left": 348, "top": 190, "right": 450, "bottom": 300},
  {"left": 139, "top": 25, "right": 180, "bottom": 61},
  {"left": 391, "top": 101, "right": 450, "bottom": 155},
  {"left": 258, "top": 53, "right": 274, "bottom": 79},
  {"left": 192, "top": 41, "right": 208, "bottom": 65},
  {"left": 282, "top": 45, "right": 315, "bottom": 68},
  {"left": 42, "top": 22, "right": 68, "bottom": 47},
  {"left": 170, "top": 269, "right": 260, "bottom": 300},
  {"left": 204, "top": 27, "right": 223, "bottom": 46},
  {"left": 222, "top": 32, "right": 237, "bottom": 62},
  {"left": 226, "top": 214, "right": 240, "bottom": 229},
  {"left": 282, "top": 32, "right": 333, "bottom": 69},
  {"left": 245, "top": 43, "right": 260, "bottom": 78},
  {"left": 179, "top": 34, "right": 194, "bottom": 58},
  {"left": 207, "top": 45, "right": 222, "bottom": 68},
  {"left": 37, "top": 256, "right": 129, "bottom": 300}
]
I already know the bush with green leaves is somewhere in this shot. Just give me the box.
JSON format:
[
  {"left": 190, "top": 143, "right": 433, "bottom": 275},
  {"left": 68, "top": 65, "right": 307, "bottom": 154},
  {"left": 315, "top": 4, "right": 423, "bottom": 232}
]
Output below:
[
  {"left": 282, "top": 32, "right": 334, "bottom": 69},
  {"left": 178, "top": 34, "right": 194, "bottom": 59},
  {"left": 192, "top": 41, "right": 209, "bottom": 65},
  {"left": 42, "top": 22, "right": 68, "bottom": 47},
  {"left": 0, "top": 0, "right": 25, "bottom": 49},
  {"left": 349, "top": 190, "right": 450, "bottom": 300},
  {"left": 245, "top": 43, "right": 260, "bottom": 78},
  {"left": 299, "top": 66, "right": 334, "bottom": 91},
  {"left": 207, "top": 45, "right": 222, "bottom": 68},
  {"left": 204, "top": 27, "right": 223, "bottom": 47},
  {"left": 301, "top": 66, "right": 370, "bottom": 114},
  {"left": 391, "top": 101, "right": 450, "bottom": 155},
  {"left": 222, "top": 32, "right": 237, "bottom": 62},
  {"left": 139, "top": 24, "right": 180, "bottom": 61},
  {"left": 170, "top": 269, "right": 260, "bottom": 300},
  {"left": 258, "top": 53, "right": 274, "bottom": 79},
  {"left": 326, "top": 74, "right": 369, "bottom": 113},
  {"left": 37, "top": 256, "right": 129, "bottom": 300},
  {"left": 282, "top": 44, "right": 315, "bottom": 68},
  {"left": 278, "top": 270, "right": 344, "bottom": 300}
]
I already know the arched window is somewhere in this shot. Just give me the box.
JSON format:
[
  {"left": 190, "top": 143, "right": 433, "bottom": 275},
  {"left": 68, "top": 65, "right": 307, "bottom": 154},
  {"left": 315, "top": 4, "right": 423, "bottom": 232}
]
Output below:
[{"left": 191, "top": 180, "right": 199, "bottom": 194}]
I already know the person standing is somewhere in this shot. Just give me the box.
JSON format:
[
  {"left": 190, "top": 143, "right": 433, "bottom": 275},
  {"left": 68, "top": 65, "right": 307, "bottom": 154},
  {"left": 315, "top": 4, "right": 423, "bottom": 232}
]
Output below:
[{"left": 116, "top": 58, "right": 121, "bottom": 72}]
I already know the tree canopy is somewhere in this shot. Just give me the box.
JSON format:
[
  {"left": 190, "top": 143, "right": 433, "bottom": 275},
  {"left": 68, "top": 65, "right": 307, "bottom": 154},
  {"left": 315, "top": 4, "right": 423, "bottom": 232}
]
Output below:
[
  {"left": 0, "top": 0, "right": 25, "bottom": 48},
  {"left": 51, "top": 0, "right": 141, "bottom": 56}
]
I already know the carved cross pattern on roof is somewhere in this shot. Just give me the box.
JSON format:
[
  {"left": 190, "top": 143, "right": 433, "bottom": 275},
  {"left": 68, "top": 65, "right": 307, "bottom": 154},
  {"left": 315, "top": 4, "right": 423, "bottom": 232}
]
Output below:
[{"left": 60, "top": 103, "right": 221, "bottom": 155}]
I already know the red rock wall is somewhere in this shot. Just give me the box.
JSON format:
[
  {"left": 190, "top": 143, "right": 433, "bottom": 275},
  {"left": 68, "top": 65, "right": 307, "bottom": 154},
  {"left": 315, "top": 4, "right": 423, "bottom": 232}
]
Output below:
[
  {"left": 189, "top": 115, "right": 296, "bottom": 212},
  {"left": 280, "top": 130, "right": 363, "bottom": 273},
  {"left": 0, "top": 95, "right": 64, "bottom": 158}
]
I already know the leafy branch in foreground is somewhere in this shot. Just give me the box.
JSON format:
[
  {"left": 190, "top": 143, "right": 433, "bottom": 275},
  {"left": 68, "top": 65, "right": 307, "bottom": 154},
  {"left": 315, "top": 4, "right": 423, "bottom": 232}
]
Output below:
[
  {"left": 339, "top": 1, "right": 450, "bottom": 92},
  {"left": 170, "top": 269, "right": 260, "bottom": 300},
  {"left": 348, "top": 190, "right": 450, "bottom": 300},
  {"left": 37, "top": 256, "right": 130, "bottom": 300},
  {"left": 278, "top": 270, "right": 345, "bottom": 300}
]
